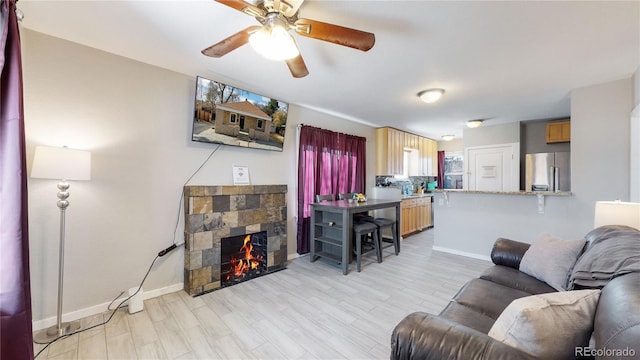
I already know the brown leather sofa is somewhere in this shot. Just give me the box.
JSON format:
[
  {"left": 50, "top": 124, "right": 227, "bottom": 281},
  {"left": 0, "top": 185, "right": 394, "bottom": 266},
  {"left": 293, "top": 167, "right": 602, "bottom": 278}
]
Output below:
[{"left": 390, "top": 228, "right": 640, "bottom": 360}]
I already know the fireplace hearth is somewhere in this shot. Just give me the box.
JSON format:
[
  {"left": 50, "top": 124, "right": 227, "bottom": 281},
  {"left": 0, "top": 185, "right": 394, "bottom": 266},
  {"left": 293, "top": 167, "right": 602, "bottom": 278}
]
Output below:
[{"left": 184, "top": 185, "right": 287, "bottom": 296}]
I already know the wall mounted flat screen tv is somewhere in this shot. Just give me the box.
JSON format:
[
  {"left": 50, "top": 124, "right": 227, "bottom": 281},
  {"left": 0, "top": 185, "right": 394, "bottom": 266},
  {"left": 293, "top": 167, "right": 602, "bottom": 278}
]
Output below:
[{"left": 192, "top": 76, "right": 288, "bottom": 152}]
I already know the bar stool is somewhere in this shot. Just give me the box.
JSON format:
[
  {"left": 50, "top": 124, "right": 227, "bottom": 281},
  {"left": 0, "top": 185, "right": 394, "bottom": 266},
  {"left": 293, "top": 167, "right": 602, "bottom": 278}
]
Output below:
[
  {"left": 353, "top": 221, "right": 380, "bottom": 272},
  {"left": 365, "top": 217, "right": 399, "bottom": 259},
  {"left": 315, "top": 194, "right": 334, "bottom": 202}
]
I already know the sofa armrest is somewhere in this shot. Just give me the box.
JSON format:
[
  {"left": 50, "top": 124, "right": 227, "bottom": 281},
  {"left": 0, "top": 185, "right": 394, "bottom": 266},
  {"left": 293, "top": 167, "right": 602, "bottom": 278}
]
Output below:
[
  {"left": 391, "top": 312, "right": 536, "bottom": 360},
  {"left": 490, "top": 238, "right": 530, "bottom": 269}
]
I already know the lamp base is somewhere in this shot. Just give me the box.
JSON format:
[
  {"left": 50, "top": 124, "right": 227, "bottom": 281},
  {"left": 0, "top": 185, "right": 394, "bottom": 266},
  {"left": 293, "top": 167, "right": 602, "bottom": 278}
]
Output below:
[{"left": 33, "top": 320, "right": 81, "bottom": 344}]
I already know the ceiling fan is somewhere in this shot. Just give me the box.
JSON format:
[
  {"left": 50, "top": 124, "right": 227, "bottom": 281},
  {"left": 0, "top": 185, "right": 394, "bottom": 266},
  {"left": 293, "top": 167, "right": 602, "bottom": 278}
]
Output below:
[{"left": 201, "top": 0, "right": 376, "bottom": 78}]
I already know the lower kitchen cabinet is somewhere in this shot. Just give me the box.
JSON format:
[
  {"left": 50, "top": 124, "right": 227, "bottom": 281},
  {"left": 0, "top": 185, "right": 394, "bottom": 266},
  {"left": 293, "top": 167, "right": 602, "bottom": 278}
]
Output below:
[{"left": 401, "top": 196, "right": 433, "bottom": 237}]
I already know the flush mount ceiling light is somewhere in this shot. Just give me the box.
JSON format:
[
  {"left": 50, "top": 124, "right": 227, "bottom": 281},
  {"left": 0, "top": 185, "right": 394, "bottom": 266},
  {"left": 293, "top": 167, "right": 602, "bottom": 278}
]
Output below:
[
  {"left": 441, "top": 135, "right": 455, "bottom": 141},
  {"left": 417, "top": 88, "right": 445, "bottom": 103},
  {"left": 466, "top": 119, "right": 484, "bottom": 128}
]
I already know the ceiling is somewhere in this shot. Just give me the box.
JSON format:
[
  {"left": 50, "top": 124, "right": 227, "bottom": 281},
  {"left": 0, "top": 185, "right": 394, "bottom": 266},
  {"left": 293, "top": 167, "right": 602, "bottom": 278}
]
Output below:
[{"left": 17, "top": 1, "right": 640, "bottom": 140}]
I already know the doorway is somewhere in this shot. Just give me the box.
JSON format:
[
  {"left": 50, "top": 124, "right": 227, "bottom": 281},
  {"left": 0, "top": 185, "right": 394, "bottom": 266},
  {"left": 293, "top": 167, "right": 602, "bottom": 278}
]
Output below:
[{"left": 465, "top": 143, "right": 520, "bottom": 192}]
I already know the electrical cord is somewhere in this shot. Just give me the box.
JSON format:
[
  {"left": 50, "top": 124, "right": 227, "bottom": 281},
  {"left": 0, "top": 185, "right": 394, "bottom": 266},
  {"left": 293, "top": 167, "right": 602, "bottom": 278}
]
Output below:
[
  {"left": 171, "top": 145, "right": 222, "bottom": 246},
  {"left": 34, "top": 145, "right": 222, "bottom": 358},
  {"left": 34, "top": 254, "right": 159, "bottom": 359}
]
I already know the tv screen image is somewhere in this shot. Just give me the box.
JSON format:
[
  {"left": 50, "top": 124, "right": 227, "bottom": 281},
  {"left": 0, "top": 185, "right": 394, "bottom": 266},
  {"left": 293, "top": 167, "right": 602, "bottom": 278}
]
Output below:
[{"left": 192, "top": 76, "right": 289, "bottom": 152}]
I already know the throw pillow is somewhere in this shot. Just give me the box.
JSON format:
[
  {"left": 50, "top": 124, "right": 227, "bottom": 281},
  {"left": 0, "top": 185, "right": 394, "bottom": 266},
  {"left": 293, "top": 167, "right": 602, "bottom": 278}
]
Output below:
[
  {"left": 488, "top": 290, "right": 601, "bottom": 360},
  {"left": 519, "top": 233, "right": 586, "bottom": 291}
]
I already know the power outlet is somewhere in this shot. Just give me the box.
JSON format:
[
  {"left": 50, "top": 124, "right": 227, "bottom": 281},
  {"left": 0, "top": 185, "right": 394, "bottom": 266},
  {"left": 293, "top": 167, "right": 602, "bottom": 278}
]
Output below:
[{"left": 438, "top": 198, "right": 444, "bottom": 206}]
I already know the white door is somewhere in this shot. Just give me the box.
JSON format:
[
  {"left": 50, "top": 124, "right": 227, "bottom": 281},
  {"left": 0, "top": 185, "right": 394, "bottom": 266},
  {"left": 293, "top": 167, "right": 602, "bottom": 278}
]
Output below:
[{"left": 465, "top": 143, "right": 519, "bottom": 192}]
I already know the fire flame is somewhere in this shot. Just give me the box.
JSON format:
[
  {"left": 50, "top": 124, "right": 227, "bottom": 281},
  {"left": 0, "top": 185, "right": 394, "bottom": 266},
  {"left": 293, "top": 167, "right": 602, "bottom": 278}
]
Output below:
[{"left": 227, "top": 235, "right": 263, "bottom": 281}]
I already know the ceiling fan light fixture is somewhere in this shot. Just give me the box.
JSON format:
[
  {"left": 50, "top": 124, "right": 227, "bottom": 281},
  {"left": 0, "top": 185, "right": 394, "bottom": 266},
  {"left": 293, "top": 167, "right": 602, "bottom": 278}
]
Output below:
[
  {"left": 441, "top": 134, "right": 455, "bottom": 141},
  {"left": 418, "top": 88, "right": 445, "bottom": 103},
  {"left": 466, "top": 119, "right": 484, "bottom": 128},
  {"left": 249, "top": 18, "right": 299, "bottom": 61}
]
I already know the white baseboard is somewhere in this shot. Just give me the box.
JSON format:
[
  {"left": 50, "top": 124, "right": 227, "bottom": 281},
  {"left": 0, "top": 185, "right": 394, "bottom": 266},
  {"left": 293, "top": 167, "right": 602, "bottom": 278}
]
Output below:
[
  {"left": 32, "top": 283, "right": 184, "bottom": 331},
  {"left": 287, "top": 253, "right": 302, "bottom": 260},
  {"left": 432, "top": 246, "right": 492, "bottom": 262}
]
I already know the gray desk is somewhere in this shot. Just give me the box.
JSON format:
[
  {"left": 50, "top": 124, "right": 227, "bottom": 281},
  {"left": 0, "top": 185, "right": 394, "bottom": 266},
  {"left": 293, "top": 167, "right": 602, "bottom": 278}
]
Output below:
[{"left": 310, "top": 198, "right": 401, "bottom": 274}]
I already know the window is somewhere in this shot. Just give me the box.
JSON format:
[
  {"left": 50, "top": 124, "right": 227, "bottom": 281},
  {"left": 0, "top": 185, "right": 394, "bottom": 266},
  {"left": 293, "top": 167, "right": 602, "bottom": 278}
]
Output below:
[
  {"left": 257, "top": 119, "right": 264, "bottom": 130},
  {"left": 444, "top": 152, "right": 464, "bottom": 189},
  {"left": 230, "top": 113, "right": 237, "bottom": 123}
]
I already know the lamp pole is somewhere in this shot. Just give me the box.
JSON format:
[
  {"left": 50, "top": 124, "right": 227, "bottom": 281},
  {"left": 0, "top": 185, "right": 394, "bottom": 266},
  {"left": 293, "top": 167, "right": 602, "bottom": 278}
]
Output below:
[
  {"left": 31, "top": 146, "right": 91, "bottom": 343},
  {"left": 34, "top": 180, "right": 81, "bottom": 343}
]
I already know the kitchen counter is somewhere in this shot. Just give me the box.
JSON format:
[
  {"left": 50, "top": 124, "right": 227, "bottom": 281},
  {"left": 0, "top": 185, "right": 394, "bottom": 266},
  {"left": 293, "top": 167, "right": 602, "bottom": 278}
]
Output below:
[
  {"left": 433, "top": 189, "right": 572, "bottom": 196},
  {"left": 402, "top": 193, "right": 434, "bottom": 199}
]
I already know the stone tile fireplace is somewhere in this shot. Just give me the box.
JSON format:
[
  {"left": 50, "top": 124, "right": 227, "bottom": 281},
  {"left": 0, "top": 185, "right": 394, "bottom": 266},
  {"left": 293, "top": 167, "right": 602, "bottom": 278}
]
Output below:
[{"left": 183, "top": 185, "right": 287, "bottom": 296}]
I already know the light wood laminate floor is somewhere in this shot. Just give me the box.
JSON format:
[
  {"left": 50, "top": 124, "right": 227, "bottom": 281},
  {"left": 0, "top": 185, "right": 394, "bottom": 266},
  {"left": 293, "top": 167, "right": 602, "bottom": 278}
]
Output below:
[{"left": 34, "top": 229, "right": 491, "bottom": 359}]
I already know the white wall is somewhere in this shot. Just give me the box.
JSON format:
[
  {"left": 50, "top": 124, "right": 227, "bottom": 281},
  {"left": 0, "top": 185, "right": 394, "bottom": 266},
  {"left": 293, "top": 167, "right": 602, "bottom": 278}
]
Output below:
[
  {"left": 22, "top": 29, "right": 376, "bottom": 325},
  {"left": 434, "top": 77, "right": 634, "bottom": 257},
  {"left": 463, "top": 122, "right": 520, "bottom": 148},
  {"left": 631, "top": 67, "right": 639, "bottom": 202},
  {"left": 572, "top": 77, "right": 632, "bottom": 203},
  {"left": 437, "top": 138, "right": 463, "bottom": 153}
]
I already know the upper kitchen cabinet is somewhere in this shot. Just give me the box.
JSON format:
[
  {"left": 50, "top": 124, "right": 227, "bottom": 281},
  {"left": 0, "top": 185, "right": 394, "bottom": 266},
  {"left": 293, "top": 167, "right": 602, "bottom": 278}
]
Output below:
[
  {"left": 376, "top": 127, "right": 438, "bottom": 176},
  {"left": 419, "top": 137, "right": 438, "bottom": 176},
  {"left": 405, "top": 133, "right": 419, "bottom": 149},
  {"left": 546, "top": 120, "right": 570, "bottom": 143},
  {"left": 376, "top": 127, "right": 405, "bottom": 175}
]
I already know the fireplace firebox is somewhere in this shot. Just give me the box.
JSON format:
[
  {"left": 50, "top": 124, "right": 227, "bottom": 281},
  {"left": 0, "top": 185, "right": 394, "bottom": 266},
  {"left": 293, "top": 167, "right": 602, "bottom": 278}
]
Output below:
[{"left": 221, "top": 231, "right": 267, "bottom": 287}]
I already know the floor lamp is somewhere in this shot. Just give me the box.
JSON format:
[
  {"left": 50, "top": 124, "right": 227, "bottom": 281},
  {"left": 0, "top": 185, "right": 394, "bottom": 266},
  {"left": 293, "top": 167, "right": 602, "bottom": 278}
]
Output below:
[
  {"left": 594, "top": 200, "right": 640, "bottom": 230},
  {"left": 31, "top": 146, "right": 91, "bottom": 343}
]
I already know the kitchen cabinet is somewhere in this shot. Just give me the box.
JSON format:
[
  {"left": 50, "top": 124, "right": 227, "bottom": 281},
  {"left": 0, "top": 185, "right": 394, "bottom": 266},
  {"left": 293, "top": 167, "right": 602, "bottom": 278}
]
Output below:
[
  {"left": 401, "top": 196, "right": 433, "bottom": 237},
  {"left": 546, "top": 120, "right": 570, "bottom": 143},
  {"left": 401, "top": 198, "right": 417, "bottom": 236},
  {"left": 405, "top": 133, "right": 419, "bottom": 149},
  {"left": 430, "top": 141, "right": 438, "bottom": 176},
  {"left": 376, "top": 127, "right": 439, "bottom": 176},
  {"left": 419, "top": 137, "right": 438, "bottom": 176},
  {"left": 376, "top": 127, "right": 405, "bottom": 175},
  {"left": 416, "top": 197, "right": 433, "bottom": 229}
]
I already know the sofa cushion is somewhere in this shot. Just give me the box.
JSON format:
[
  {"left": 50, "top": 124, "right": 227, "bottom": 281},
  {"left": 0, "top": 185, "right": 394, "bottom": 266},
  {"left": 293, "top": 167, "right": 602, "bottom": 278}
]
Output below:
[
  {"left": 452, "top": 279, "right": 532, "bottom": 320},
  {"left": 439, "top": 301, "right": 497, "bottom": 334},
  {"left": 519, "top": 233, "right": 586, "bottom": 291},
  {"left": 480, "top": 265, "right": 557, "bottom": 295},
  {"left": 488, "top": 289, "right": 600, "bottom": 360}
]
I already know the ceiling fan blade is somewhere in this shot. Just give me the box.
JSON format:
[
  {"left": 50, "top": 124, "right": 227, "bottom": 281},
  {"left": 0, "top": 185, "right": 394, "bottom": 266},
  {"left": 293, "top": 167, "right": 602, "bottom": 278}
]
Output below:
[
  {"left": 281, "top": 0, "right": 305, "bottom": 17},
  {"left": 201, "top": 26, "right": 261, "bottom": 57},
  {"left": 294, "top": 18, "right": 375, "bottom": 52},
  {"left": 286, "top": 54, "right": 309, "bottom": 78},
  {"left": 215, "top": 0, "right": 266, "bottom": 17}
]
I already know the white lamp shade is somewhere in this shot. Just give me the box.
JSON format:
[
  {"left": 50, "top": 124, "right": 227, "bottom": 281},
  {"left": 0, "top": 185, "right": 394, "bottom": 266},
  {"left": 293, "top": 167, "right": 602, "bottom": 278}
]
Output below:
[
  {"left": 594, "top": 201, "right": 640, "bottom": 230},
  {"left": 31, "top": 146, "right": 91, "bottom": 181}
]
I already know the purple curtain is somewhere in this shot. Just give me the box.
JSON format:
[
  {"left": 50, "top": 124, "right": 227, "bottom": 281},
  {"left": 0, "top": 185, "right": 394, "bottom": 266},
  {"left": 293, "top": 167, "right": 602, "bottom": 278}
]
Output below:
[
  {"left": 296, "top": 126, "right": 366, "bottom": 254},
  {"left": 0, "top": 1, "right": 34, "bottom": 359},
  {"left": 437, "top": 150, "right": 445, "bottom": 189}
]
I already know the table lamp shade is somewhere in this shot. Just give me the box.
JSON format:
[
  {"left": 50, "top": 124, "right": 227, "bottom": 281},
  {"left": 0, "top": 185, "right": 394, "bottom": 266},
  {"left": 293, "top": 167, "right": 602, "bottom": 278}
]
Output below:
[
  {"left": 31, "top": 146, "right": 91, "bottom": 181},
  {"left": 594, "top": 201, "right": 640, "bottom": 230}
]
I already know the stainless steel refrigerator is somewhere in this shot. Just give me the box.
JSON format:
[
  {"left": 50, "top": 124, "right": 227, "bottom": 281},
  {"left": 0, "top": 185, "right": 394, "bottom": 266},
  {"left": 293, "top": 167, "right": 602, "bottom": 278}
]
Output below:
[{"left": 525, "top": 152, "right": 571, "bottom": 192}]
